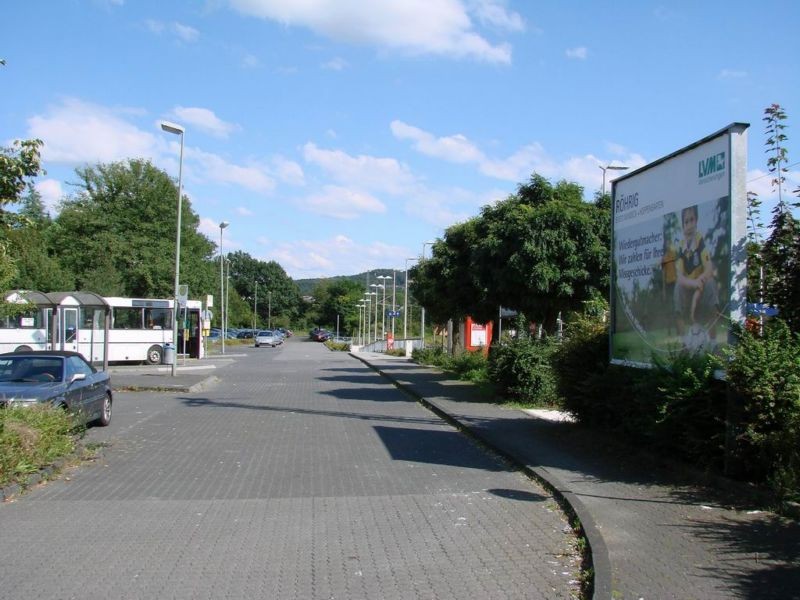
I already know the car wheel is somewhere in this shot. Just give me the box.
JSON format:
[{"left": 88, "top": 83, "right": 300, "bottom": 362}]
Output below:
[
  {"left": 255, "top": 343, "right": 260, "bottom": 348},
  {"left": 146, "top": 345, "right": 163, "bottom": 365},
  {"left": 97, "top": 393, "right": 112, "bottom": 427}
]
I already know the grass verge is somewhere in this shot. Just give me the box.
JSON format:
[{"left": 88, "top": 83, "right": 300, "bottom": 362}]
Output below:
[{"left": 0, "top": 405, "right": 82, "bottom": 488}]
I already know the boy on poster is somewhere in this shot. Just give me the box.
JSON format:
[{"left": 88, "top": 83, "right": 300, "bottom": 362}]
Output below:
[{"left": 674, "top": 204, "right": 719, "bottom": 348}]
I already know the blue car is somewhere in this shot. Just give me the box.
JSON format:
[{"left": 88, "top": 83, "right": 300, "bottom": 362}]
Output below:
[{"left": 0, "top": 351, "right": 113, "bottom": 426}]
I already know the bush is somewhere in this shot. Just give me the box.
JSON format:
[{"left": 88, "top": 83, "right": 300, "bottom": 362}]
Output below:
[
  {"left": 324, "top": 340, "right": 350, "bottom": 352},
  {"left": 413, "top": 347, "right": 489, "bottom": 383},
  {"left": 489, "top": 338, "right": 559, "bottom": 406},
  {"left": 0, "top": 405, "right": 78, "bottom": 487},
  {"left": 726, "top": 321, "right": 800, "bottom": 502}
]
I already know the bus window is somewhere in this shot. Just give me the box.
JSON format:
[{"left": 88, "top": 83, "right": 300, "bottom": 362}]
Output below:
[
  {"left": 112, "top": 307, "right": 143, "bottom": 329},
  {"left": 144, "top": 308, "right": 170, "bottom": 329}
]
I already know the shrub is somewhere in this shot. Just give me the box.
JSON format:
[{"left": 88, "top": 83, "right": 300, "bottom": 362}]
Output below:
[
  {"left": 726, "top": 321, "right": 800, "bottom": 501},
  {"left": 324, "top": 340, "right": 350, "bottom": 352},
  {"left": 0, "top": 405, "right": 77, "bottom": 487},
  {"left": 413, "top": 347, "right": 489, "bottom": 383},
  {"left": 489, "top": 337, "right": 559, "bottom": 406}
]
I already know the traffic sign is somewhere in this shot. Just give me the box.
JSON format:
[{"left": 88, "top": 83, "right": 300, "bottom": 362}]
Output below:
[{"left": 386, "top": 310, "right": 401, "bottom": 318}]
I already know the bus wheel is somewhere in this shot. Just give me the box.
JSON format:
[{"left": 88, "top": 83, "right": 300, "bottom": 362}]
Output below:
[
  {"left": 14, "top": 345, "right": 32, "bottom": 352},
  {"left": 146, "top": 345, "right": 163, "bottom": 365}
]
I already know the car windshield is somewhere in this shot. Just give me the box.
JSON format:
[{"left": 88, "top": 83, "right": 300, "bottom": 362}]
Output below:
[
  {"left": 0, "top": 356, "right": 64, "bottom": 383},
  {"left": 257, "top": 331, "right": 273, "bottom": 336}
]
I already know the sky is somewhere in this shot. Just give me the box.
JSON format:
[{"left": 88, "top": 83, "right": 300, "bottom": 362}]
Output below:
[{"left": 3, "top": 0, "right": 799, "bottom": 280}]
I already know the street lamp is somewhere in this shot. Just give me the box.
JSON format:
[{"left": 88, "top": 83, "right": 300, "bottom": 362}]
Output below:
[
  {"left": 403, "top": 257, "right": 416, "bottom": 339},
  {"left": 356, "top": 303, "right": 365, "bottom": 345},
  {"left": 218, "top": 221, "right": 229, "bottom": 354},
  {"left": 377, "top": 275, "right": 391, "bottom": 338},
  {"left": 268, "top": 291, "right": 272, "bottom": 329},
  {"left": 599, "top": 164, "right": 629, "bottom": 198},
  {"left": 421, "top": 241, "right": 435, "bottom": 349},
  {"left": 363, "top": 293, "right": 372, "bottom": 344},
  {"left": 160, "top": 120, "right": 185, "bottom": 377}
]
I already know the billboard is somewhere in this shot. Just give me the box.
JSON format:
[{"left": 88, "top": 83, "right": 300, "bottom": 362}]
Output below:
[{"left": 610, "top": 123, "right": 749, "bottom": 367}]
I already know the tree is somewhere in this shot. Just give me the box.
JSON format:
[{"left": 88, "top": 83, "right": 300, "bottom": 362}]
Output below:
[
  {"left": 472, "top": 174, "right": 610, "bottom": 331},
  {"left": 309, "top": 278, "right": 364, "bottom": 333},
  {"left": 227, "top": 251, "right": 302, "bottom": 328},
  {"left": 0, "top": 139, "right": 45, "bottom": 312},
  {"left": 761, "top": 104, "right": 800, "bottom": 331},
  {"left": 47, "top": 159, "right": 217, "bottom": 298}
]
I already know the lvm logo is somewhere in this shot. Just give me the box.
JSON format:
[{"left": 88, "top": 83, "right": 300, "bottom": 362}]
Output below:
[{"left": 698, "top": 152, "right": 726, "bottom": 183}]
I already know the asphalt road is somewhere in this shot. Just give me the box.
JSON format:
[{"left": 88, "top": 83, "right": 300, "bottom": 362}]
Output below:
[{"left": 0, "top": 339, "right": 580, "bottom": 599}]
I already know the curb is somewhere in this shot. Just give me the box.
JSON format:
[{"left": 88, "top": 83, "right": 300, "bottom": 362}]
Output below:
[
  {"left": 350, "top": 353, "right": 611, "bottom": 600},
  {"left": 112, "top": 375, "right": 220, "bottom": 394}
]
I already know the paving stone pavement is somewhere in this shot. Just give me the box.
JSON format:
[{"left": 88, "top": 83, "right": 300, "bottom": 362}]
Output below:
[
  {"left": 0, "top": 340, "right": 581, "bottom": 600},
  {"left": 354, "top": 352, "right": 800, "bottom": 600}
]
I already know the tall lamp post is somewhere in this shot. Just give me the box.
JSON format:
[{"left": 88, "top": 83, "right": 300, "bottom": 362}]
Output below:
[
  {"left": 377, "top": 275, "right": 391, "bottom": 338},
  {"left": 218, "top": 221, "right": 229, "bottom": 354},
  {"left": 421, "top": 241, "right": 435, "bottom": 349},
  {"left": 599, "top": 164, "right": 629, "bottom": 198},
  {"left": 253, "top": 281, "right": 258, "bottom": 331},
  {"left": 403, "top": 257, "right": 416, "bottom": 339},
  {"left": 268, "top": 291, "right": 272, "bottom": 329},
  {"left": 160, "top": 120, "right": 185, "bottom": 377}
]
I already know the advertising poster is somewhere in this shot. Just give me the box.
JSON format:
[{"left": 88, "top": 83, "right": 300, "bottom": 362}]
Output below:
[{"left": 610, "top": 124, "right": 748, "bottom": 366}]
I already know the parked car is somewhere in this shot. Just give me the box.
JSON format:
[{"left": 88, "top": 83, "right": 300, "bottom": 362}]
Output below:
[
  {"left": 310, "top": 328, "right": 333, "bottom": 342},
  {"left": 254, "top": 330, "right": 280, "bottom": 348},
  {"left": 276, "top": 327, "right": 293, "bottom": 338},
  {"left": 0, "top": 351, "right": 113, "bottom": 426},
  {"left": 237, "top": 329, "right": 256, "bottom": 340}
]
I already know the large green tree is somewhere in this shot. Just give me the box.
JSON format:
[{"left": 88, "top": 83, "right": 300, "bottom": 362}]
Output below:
[
  {"left": 227, "top": 251, "right": 302, "bottom": 328},
  {"left": 0, "top": 140, "right": 45, "bottom": 307},
  {"left": 309, "top": 278, "right": 364, "bottom": 333},
  {"left": 47, "top": 159, "right": 217, "bottom": 298}
]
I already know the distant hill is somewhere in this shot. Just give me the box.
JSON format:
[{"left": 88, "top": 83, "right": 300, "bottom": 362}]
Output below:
[{"left": 294, "top": 270, "right": 408, "bottom": 296}]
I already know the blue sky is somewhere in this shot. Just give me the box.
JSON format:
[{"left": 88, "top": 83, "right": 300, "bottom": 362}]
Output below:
[{"left": 3, "top": 0, "right": 799, "bottom": 279}]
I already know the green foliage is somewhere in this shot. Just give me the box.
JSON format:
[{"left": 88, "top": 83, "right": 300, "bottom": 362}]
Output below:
[
  {"left": 0, "top": 405, "right": 77, "bottom": 487},
  {"left": 309, "top": 278, "right": 365, "bottom": 332},
  {"left": 324, "top": 339, "right": 350, "bottom": 352},
  {"left": 0, "top": 139, "right": 44, "bottom": 210},
  {"left": 228, "top": 251, "right": 302, "bottom": 328},
  {"left": 47, "top": 159, "right": 216, "bottom": 298},
  {"left": 412, "top": 347, "right": 489, "bottom": 383},
  {"left": 726, "top": 321, "right": 800, "bottom": 501},
  {"left": 410, "top": 173, "right": 610, "bottom": 333},
  {"left": 489, "top": 337, "right": 559, "bottom": 406}
]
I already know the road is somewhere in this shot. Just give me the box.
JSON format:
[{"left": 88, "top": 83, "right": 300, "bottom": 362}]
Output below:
[{"left": 0, "top": 340, "right": 580, "bottom": 599}]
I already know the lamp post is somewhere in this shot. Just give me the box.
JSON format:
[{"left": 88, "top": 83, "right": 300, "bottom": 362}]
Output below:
[
  {"left": 363, "top": 293, "right": 372, "bottom": 343},
  {"left": 403, "top": 257, "right": 416, "bottom": 339},
  {"left": 268, "top": 291, "right": 272, "bottom": 329},
  {"left": 599, "top": 164, "right": 629, "bottom": 198},
  {"left": 356, "top": 304, "right": 365, "bottom": 345},
  {"left": 253, "top": 281, "right": 258, "bottom": 331},
  {"left": 225, "top": 257, "right": 230, "bottom": 348},
  {"left": 391, "top": 270, "right": 397, "bottom": 338},
  {"left": 421, "top": 241, "right": 435, "bottom": 349},
  {"left": 160, "top": 121, "right": 185, "bottom": 376},
  {"left": 218, "top": 221, "right": 229, "bottom": 354},
  {"left": 377, "top": 275, "right": 390, "bottom": 338}
]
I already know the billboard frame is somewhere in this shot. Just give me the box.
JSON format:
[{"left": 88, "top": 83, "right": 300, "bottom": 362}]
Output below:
[{"left": 609, "top": 122, "right": 749, "bottom": 367}]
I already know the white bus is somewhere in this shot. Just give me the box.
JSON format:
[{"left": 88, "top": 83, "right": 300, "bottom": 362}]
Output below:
[{"left": 1, "top": 292, "right": 203, "bottom": 365}]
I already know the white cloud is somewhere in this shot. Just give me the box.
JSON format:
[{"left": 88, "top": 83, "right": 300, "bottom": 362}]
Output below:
[
  {"left": 322, "top": 57, "right": 348, "bottom": 71},
  {"left": 303, "top": 142, "right": 416, "bottom": 194},
  {"left": 236, "top": 206, "right": 254, "bottom": 216},
  {"left": 228, "top": 0, "right": 515, "bottom": 63},
  {"left": 242, "top": 53, "right": 261, "bottom": 68},
  {"left": 144, "top": 19, "right": 165, "bottom": 34},
  {"left": 269, "top": 235, "right": 408, "bottom": 277},
  {"left": 471, "top": 0, "right": 525, "bottom": 32},
  {"left": 34, "top": 179, "right": 64, "bottom": 216},
  {"left": 272, "top": 156, "right": 305, "bottom": 186},
  {"left": 189, "top": 147, "right": 276, "bottom": 193},
  {"left": 27, "top": 97, "right": 158, "bottom": 164},
  {"left": 300, "top": 185, "right": 386, "bottom": 219},
  {"left": 173, "top": 22, "right": 199, "bottom": 42},
  {"left": 565, "top": 46, "right": 588, "bottom": 60},
  {"left": 390, "top": 120, "right": 484, "bottom": 163},
  {"left": 718, "top": 69, "right": 747, "bottom": 80},
  {"left": 170, "top": 106, "right": 239, "bottom": 138}
]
